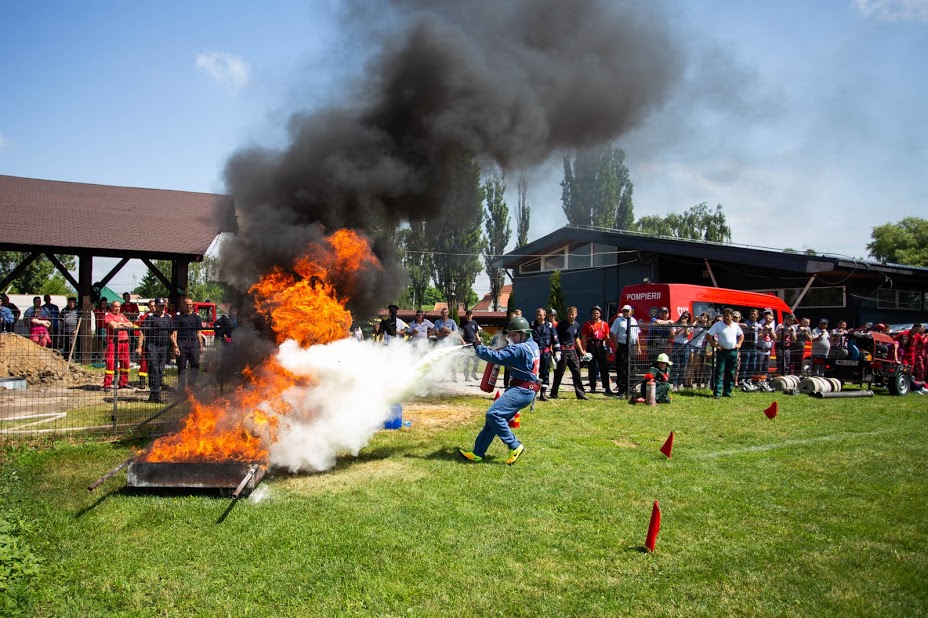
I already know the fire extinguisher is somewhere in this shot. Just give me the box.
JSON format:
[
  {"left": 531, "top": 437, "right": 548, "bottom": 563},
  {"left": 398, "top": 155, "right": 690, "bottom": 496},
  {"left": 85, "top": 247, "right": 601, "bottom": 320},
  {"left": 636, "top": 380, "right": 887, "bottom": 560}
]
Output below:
[
  {"left": 645, "top": 377, "right": 657, "bottom": 406},
  {"left": 480, "top": 362, "right": 500, "bottom": 393}
]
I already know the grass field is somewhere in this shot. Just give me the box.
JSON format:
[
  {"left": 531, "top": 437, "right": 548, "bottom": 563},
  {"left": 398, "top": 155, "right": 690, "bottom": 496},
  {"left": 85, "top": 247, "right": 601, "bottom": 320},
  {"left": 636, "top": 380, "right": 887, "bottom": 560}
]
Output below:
[{"left": 1, "top": 390, "right": 926, "bottom": 617}]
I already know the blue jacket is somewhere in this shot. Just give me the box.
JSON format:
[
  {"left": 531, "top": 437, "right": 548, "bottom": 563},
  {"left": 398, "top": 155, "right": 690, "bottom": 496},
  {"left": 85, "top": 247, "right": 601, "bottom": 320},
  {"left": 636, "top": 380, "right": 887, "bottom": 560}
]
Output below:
[
  {"left": 476, "top": 340, "right": 540, "bottom": 384},
  {"left": 0, "top": 305, "right": 13, "bottom": 328}
]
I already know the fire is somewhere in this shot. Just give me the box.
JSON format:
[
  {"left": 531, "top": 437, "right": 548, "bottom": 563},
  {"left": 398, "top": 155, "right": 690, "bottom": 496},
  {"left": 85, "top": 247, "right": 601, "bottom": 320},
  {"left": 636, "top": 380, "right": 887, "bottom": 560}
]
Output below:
[{"left": 142, "top": 229, "right": 381, "bottom": 463}]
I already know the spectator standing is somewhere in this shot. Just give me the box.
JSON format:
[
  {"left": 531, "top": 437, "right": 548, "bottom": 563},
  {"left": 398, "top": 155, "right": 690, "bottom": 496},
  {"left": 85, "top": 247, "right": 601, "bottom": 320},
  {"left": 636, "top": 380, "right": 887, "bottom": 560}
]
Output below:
[
  {"left": 912, "top": 323, "right": 926, "bottom": 382},
  {"left": 686, "top": 312, "right": 712, "bottom": 388},
  {"left": 795, "top": 317, "right": 814, "bottom": 374},
  {"left": 581, "top": 305, "right": 614, "bottom": 395},
  {"left": 670, "top": 312, "right": 693, "bottom": 390},
  {"left": 0, "top": 294, "right": 20, "bottom": 332},
  {"left": 171, "top": 297, "right": 205, "bottom": 393},
  {"left": 460, "top": 309, "right": 482, "bottom": 381},
  {"left": 740, "top": 309, "right": 760, "bottom": 381},
  {"left": 378, "top": 304, "right": 408, "bottom": 344},
  {"left": 120, "top": 292, "right": 140, "bottom": 320},
  {"left": 60, "top": 297, "right": 80, "bottom": 353},
  {"left": 42, "top": 295, "right": 60, "bottom": 349},
  {"left": 137, "top": 298, "right": 173, "bottom": 403},
  {"left": 708, "top": 308, "right": 744, "bottom": 398},
  {"left": 551, "top": 306, "right": 588, "bottom": 400},
  {"left": 28, "top": 303, "right": 52, "bottom": 348},
  {"left": 134, "top": 299, "right": 156, "bottom": 388},
  {"left": 548, "top": 309, "right": 558, "bottom": 328},
  {"left": 102, "top": 300, "right": 134, "bottom": 389},
  {"left": 775, "top": 314, "right": 798, "bottom": 375},
  {"left": 530, "top": 308, "right": 560, "bottom": 401},
  {"left": 0, "top": 303, "right": 14, "bottom": 333},
  {"left": 829, "top": 320, "right": 849, "bottom": 357},
  {"left": 406, "top": 310, "right": 434, "bottom": 341},
  {"left": 648, "top": 307, "right": 674, "bottom": 358},
  {"left": 433, "top": 307, "right": 461, "bottom": 380},
  {"left": 756, "top": 309, "right": 777, "bottom": 376},
  {"left": 23, "top": 296, "right": 42, "bottom": 321},
  {"left": 609, "top": 304, "right": 640, "bottom": 396},
  {"left": 811, "top": 318, "right": 831, "bottom": 375}
]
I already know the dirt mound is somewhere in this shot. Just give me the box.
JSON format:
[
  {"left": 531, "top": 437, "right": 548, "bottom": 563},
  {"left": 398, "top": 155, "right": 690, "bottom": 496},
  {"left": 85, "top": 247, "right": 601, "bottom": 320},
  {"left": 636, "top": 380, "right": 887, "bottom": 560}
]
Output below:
[{"left": 0, "top": 333, "right": 97, "bottom": 386}]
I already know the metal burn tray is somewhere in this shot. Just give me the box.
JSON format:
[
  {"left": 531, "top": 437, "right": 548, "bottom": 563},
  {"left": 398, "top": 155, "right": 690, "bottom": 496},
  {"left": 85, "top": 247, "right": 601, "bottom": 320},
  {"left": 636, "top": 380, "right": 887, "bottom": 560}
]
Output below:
[{"left": 126, "top": 461, "right": 266, "bottom": 496}]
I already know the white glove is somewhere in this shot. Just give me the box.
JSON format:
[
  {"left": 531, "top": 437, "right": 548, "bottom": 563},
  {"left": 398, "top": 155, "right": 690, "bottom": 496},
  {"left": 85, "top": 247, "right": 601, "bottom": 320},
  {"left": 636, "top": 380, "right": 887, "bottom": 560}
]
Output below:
[
  {"left": 554, "top": 352, "right": 562, "bottom": 363},
  {"left": 582, "top": 352, "right": 593, "bottom": 363}
]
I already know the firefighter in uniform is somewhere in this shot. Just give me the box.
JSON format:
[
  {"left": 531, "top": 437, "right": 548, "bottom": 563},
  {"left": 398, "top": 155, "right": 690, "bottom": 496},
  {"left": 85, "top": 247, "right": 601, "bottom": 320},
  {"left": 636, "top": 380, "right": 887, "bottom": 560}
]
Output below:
[
  {"left": 551, "top": 306, "right": 588, "bottom": 400},
  {"left": 581, "top": 305, "right": 615, "bottom": 396},
  {"left": 171, "top": 297, "right": 205, "bottom": 393},
  {"left": 137, "top": 298, "right": 173, "bottom": 403},
  {"left": 530, "top": 307, "right": 561, "bottom": 401},
  {"left": 102, "top": 300, "right": 134, "bottom": 390},
  {"left": 459, "top": 316, "right": 537, "bottom": 465},
  {"left": 134, "top": 299, "right": 156, "bottom": 389}
]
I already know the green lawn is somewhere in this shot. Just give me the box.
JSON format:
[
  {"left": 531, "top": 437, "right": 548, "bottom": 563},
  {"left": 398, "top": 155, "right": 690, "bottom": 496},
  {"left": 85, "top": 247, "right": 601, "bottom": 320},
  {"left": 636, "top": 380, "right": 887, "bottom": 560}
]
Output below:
[{"left": 1, "top": 391, "right": 927, "bottom": 617}]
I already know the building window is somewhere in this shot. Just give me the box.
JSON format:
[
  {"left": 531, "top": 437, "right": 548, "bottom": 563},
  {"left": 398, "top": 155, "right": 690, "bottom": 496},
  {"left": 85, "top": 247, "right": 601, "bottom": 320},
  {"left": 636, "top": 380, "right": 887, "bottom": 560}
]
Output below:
[
  {"left": 542, "top": 249, "right": 566, "bottom": 271},
  {"left": 520, "top": 258, "right": 541, "bottom": 274},
  {"left": 752, "top": 286, "right": 846, "bottom": 310},
  {"left": 592, "top": 244, "right": 617, "bottom": 267},
  {"left": 568, "top": 243, "right": 592, "bottom": 270},
  {"left": 877, "top": 289, "right": 923, "bottom": 310}
]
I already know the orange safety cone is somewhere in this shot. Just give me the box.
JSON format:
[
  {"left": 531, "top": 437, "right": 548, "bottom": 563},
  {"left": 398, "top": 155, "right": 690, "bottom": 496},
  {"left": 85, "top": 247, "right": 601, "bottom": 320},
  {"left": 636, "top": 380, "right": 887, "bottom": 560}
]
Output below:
[
  {"left": 494, "top": 390, "right": 501, "bottom": 401},
  {"left": 645, "top": 500, "right": 661, "bottom": 552},
  {"left": 508, "top": 412, "right": 521, "bottom": 429},
  {"left": 764, "top": 401, "right": 778, "bottom": 419},
  {"left": 660, "top": 431, "right": 674, "bottom": 459}
]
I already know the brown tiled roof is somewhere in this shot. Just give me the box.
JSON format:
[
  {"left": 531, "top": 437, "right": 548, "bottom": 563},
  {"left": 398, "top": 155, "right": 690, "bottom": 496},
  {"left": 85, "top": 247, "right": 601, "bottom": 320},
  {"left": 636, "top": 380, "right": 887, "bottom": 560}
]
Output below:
[
  {"left": 473, "top": 283, "right": 512, "bottom": 312},
  {"left": 0, "top": 175, "right": 235, "bottom": 257}
]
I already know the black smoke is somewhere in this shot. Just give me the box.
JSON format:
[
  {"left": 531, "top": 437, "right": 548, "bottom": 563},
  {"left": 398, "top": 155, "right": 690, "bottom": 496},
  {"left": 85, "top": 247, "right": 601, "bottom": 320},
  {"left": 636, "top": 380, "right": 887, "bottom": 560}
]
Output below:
[{"left": 221, "top": 0, "right": 684, "bottom": 318}]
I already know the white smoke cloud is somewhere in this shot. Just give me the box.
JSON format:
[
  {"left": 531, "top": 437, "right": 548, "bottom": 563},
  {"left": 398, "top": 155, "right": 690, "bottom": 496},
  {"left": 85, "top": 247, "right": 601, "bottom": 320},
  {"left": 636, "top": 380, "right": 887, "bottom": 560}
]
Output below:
[
  {"left": 269, "top": 337, "right": 472, "bottom": 472},
  {"left": 195, "top": 51, "right": 252, "bottom": 91},
  {"left": 853, "top": 0, "right": 928, "bottom": 22}
]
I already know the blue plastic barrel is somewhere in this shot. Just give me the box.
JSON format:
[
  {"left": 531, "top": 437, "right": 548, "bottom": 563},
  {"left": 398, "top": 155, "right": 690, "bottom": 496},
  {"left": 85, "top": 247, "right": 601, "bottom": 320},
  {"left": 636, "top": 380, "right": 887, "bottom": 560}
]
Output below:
[{"left": 383, "top": 404, "right": 403, "bottom": 429}]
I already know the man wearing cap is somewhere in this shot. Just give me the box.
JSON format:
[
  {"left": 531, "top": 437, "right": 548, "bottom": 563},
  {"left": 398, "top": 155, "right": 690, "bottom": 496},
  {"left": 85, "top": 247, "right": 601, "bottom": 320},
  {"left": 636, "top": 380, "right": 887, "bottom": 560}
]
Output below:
[
  {"left": 581, "top": 305, "right": 615, "bottom": 395},
  {"left": 708, "top": 308, "right": 743, "bottom": 399},
  {"left": 610, "top": 304, "right": 640, "bottom": 396},
  {"left": 137, "top": 298, "right": 173, "bottom": 403},
  {"left": 811, "top": 319, "right": 831, "bottom": 375},
  {"left": 378, "top": 304, "right": 408, "bottom": 344}
]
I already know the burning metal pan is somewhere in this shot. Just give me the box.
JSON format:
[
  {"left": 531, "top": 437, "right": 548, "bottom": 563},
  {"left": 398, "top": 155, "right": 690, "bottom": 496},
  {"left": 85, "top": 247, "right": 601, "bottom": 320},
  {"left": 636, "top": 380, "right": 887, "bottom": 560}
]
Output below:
[{"left": 126, "top": 461, "right": 266, "bottom": 497}]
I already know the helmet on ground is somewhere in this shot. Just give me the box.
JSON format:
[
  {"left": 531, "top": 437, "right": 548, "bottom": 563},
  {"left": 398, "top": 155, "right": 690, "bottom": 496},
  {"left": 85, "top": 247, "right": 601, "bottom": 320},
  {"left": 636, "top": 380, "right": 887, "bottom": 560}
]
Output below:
[
  {"left": 656, "top": 353, "right": 673, "bottom": 365},
  {"left": 507, "top": 316, "right": 532, "bottom": 334}
]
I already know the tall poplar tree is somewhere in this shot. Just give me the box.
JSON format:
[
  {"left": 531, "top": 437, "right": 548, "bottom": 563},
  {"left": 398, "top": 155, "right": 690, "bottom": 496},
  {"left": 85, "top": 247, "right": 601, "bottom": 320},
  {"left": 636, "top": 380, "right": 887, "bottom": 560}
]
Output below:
[
  {"left": 483, "top": 170, "right": 511, "bottom": 311},
  {"left": 515, "top": 172, "right": 531, "bottom": 249}
]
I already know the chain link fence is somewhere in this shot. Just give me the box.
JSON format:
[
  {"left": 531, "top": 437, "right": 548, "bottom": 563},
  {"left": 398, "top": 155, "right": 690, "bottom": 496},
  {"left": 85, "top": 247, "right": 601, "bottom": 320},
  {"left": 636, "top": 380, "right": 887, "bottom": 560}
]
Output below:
[{"left": 0, "top": 312, "right": 222, "bottom": 440}]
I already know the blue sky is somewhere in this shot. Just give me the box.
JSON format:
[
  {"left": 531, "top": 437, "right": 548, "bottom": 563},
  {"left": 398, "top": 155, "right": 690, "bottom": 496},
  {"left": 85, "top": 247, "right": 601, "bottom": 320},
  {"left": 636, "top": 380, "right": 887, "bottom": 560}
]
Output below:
[{"left": 1, "top": 1, "right": 926, "bottom": 292}]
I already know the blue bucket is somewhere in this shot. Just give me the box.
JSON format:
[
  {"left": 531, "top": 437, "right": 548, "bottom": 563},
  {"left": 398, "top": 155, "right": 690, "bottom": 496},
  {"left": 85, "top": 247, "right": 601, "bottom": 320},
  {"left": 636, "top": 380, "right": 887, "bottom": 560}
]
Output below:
[{"left": 383, "top": 404, "right": 403, "bottom": 430}]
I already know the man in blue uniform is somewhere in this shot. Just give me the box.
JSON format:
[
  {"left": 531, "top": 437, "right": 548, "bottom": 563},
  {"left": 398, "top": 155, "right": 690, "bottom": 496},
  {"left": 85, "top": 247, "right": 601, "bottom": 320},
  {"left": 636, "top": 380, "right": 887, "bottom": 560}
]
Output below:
[
  {"left": 170, "top": 297, "right": 205, "bottom": 393},
  {"left": 531, "top": 307, "right": 561, "bottom": 401},
  {"left": 459, "top": 316, "right": 539, "bottom": 465},
  {"left": 551, "top": 306, "right": 588, "bottom": 400},
  {"left": 136, "top": 298, "right": 174, "bottom": 403}
]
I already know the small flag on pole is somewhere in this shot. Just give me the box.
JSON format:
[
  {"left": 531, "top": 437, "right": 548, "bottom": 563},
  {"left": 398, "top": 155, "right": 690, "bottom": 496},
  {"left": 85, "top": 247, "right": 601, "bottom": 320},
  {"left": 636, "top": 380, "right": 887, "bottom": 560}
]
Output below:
[
  {"left": 660, "top": 432, "right": 674, "bottom": 459},
  {"left": 764, "top": 401, "right": 778, "bottom": 419},
  {"left": 645, "top": 500, "right": 661, "bottom": 552}
]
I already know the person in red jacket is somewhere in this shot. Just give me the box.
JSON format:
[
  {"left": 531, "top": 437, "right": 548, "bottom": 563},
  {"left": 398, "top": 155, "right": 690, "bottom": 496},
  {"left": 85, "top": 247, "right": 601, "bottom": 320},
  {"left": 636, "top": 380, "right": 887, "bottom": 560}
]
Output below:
[
  {"left": 581, "top": 305, "right": 615, "bottom": 395},
  {"left": 102, "top": 301, "right": 134, "bottom": 390}
]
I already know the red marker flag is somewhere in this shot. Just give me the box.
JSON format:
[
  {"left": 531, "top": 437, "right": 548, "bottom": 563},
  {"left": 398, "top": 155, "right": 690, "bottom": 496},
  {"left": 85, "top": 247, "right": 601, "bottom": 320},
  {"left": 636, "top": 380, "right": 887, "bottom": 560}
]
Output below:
[
  {"left": 645, "top": 501, "right": 661, "bottom": 552},
  {"left": 494, "top": 390, "right": 501, "bottom": 400},
  {"left": 660, "top": 432, "right": 674, "bottom": 459},
  {"left": 764, "top": 401, "right": 778, "bottom": 419}
]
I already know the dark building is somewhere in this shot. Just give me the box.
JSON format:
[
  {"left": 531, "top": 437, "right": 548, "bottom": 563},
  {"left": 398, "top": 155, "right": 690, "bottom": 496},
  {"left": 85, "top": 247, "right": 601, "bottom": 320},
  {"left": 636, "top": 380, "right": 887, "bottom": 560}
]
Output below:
[{"left": 496, "top": 225, "right": 928, "bottom": 327}]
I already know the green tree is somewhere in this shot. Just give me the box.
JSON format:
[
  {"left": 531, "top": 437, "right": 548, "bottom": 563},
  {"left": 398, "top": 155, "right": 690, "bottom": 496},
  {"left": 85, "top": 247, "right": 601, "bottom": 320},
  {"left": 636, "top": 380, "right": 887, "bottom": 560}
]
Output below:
[
  {"left": 636, "top": 202, "right": 732, "bottom": 243},
  {"left": 507, "top": 285, "right": 516, "bottom": 317},
  {"left": 187, "top": 257, "right": 226, "bottom": 302},
  {"left": 134, "top": 260, "right": 171, "bottom": 298},
  {"left": 515, "top": 172, "right": 531, "bottom": 249},
  {"left": 560, "top": 144, "right": 634, "bottom": 229},
  {"left": 400, "top": 222, "right": 432, "bottom": 310},
  {"left": 428, "top": 152, "right": 485, "bottom": 319},
  {"left": 867, "top": 217, "right": 928, "bottom": 266},
  {"left": 0, "top": 252, "right": 76, "bottom": 294},
  {"left": 483, "top": 169, "right": 511, "bottom": 311},
  {"left": 547, "top": 270, "right": 567, "bottom": 321}
]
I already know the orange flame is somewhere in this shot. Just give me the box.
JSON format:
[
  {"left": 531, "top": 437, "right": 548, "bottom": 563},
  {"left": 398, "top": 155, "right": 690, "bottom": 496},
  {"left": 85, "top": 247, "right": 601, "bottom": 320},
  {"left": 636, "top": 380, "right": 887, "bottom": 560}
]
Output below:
[{"left": 142, "top": 229, "right": 380, "bottom": 463}]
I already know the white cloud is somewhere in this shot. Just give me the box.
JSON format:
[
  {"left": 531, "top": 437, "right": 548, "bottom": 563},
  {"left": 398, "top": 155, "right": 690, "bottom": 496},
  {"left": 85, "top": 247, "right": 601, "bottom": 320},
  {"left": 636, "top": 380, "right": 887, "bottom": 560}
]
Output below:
[
  {"left": 0, "top": 132, "right": 11, "bottom": 151},
  {"left": 853, "top": 0, "right": 928, "bottom": 22},
  {"left": 195, "top": 51, "right": 251, "bottom": 91}
]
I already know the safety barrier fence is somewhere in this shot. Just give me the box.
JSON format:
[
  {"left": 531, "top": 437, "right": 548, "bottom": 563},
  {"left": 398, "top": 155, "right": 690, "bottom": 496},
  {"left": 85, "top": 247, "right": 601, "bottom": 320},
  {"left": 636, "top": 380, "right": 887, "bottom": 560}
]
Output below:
[{"left": 0, "top": 314, "right": 223, "bottom": 440}]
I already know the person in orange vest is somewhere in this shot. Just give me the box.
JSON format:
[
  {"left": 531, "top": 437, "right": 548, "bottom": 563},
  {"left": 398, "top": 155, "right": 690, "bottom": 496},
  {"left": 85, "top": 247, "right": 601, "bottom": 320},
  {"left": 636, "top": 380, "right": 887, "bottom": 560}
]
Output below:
[
  {"left": 581, "top": 305, "right": 615, "bottom": 396},
  {"left": 102, "top": 300, "right": 134, "bottom": 390}
]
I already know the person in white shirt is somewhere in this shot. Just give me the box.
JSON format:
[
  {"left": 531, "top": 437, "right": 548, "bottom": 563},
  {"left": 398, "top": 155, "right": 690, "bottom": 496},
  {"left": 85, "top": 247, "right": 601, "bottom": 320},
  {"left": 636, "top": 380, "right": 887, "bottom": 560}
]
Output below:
[
  {"left": 407, "top": 310, "right": 434, "bottom": 341},
  {"left": 609, "top": 304, "right": 640, "bottom": 396},
  {"left": 708, "top": 308, "right": 744, "bottom": 398},
  {"left": 811, "top": 318, "right": 831, "bottom": 375}
]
